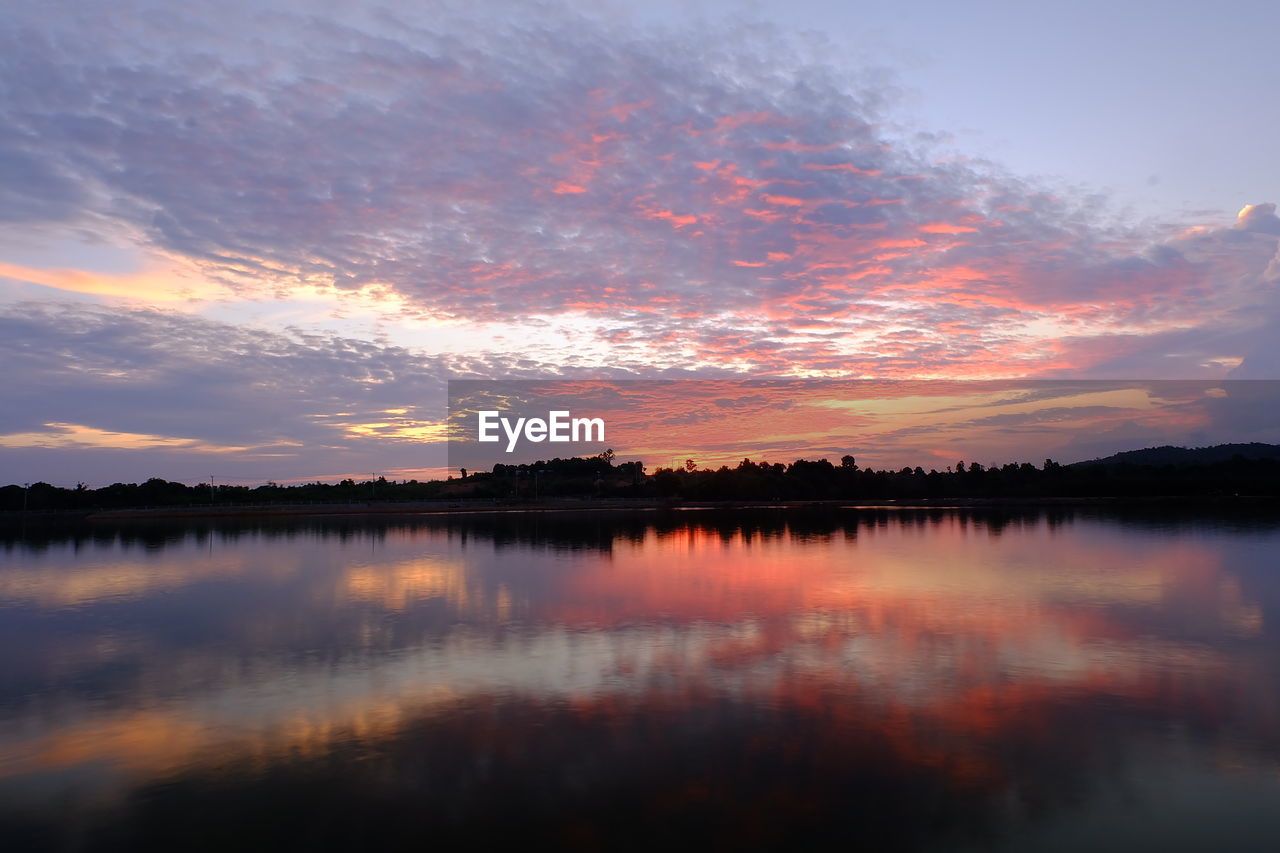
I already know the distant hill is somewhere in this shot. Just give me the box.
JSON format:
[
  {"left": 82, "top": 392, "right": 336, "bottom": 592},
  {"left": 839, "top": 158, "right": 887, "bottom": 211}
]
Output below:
[{"left": 1073, "top": 443, "right": 1280, "bottom": 467}]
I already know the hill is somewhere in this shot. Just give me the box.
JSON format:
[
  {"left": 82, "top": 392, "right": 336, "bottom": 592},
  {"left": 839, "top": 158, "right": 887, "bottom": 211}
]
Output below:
[{"left": 1073, "top": 443, "right": 1280, "bottom": 467}]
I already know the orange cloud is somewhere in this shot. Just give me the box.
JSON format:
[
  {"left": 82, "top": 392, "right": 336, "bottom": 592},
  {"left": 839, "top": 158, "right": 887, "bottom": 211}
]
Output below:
[{"left": 0, "top": 259, "right": 228, "bottom": 302}]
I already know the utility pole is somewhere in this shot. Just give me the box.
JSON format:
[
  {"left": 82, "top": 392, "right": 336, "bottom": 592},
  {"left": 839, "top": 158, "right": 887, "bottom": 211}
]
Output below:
[
  {"left": 23, "top": 482, "right": 30, "bottom": 512},
  {"left": 210, "top": 475, "right": 216, "bottom": 503}
]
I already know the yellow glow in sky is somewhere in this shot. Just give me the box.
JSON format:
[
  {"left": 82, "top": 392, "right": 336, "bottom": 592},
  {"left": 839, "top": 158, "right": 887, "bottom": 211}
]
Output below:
[
  {"left": 0, "top": 259, "right": 231, "bottom": 303},
  {"left": 0, "top": 422, "right": 263, "bottom": 453}
]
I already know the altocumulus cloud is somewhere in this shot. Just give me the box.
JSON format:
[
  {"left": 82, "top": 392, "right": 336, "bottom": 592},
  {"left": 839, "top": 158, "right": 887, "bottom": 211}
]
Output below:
[{"left": 2, "top": 0, "right": 1280, "bottom": 484}]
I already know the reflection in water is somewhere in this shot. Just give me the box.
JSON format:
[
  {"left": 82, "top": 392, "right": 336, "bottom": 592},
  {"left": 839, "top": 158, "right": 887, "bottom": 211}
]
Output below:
[{"left": 2, "top": 509, "right": 1280, "bottom": 851}]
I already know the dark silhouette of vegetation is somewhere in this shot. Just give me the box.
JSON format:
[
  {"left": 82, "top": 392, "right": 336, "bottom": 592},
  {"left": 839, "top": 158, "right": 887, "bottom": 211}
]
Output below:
[
  {"left": 641, "top": 452, "right": 1279, "bottom": 501},
  {"left": 1075, "top": 442, "right": 1280, "bottom": 466},
  {"left": 3, "top": 444, "right": 1279, "bottom": 513}
]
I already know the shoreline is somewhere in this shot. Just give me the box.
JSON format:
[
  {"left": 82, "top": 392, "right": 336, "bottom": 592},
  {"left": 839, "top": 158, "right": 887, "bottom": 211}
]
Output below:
[{"left": 0, "top": 494, "right": 1270, "bottom": 522}]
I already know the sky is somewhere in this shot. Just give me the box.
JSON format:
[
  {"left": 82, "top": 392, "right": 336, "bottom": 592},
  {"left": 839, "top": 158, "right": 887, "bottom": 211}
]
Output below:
[
  {"left": 2, "top": 0, "right": 1280, "bottom": 486},
  {"left": 447, "top": 380, "right": 1280, "bottom": 473}
]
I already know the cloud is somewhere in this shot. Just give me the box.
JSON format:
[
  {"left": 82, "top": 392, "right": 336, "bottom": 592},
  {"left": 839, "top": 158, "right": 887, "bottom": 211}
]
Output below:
[
  {"left": 1, "top": 296, "right": 768, "bottom": 483},
  {"left": 0, "top": 0, "right": 1278, "bottom": 496},
  {"left": 0, "top": 301, "right": 575, "bottom": 483},
  {"left": 0, "top": 145, "right": 87, "bottom": 223},
  {"left": 1237, "top": 203, "right": 1280, "bottom": 236},
  {"left": 3, "top": 0, "right": 1278, "bottom": 379},
  {"left": 4, "top": 301, "right": 1277, "bottom": 485}
]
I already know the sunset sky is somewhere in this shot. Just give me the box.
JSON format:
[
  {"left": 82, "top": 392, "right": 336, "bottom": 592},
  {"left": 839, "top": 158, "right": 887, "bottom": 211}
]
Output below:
[{"left": 3, "top": 0, "right": 1280, "bottom": 485}]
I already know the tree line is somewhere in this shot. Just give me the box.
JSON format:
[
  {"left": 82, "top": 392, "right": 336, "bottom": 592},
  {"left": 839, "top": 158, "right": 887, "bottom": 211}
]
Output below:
[{"left": 4, "top": 448, "right": 1278, "bottom": 512}]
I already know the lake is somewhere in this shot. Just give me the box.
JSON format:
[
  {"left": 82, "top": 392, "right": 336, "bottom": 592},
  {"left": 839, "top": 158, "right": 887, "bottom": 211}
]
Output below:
[{"left": 2, "top": 507, "right": 1279, "bottom": 851}]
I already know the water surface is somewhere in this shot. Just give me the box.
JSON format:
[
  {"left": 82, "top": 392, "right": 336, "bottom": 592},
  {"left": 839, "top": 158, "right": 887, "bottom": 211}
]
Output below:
[{"left": 2, "top": 508, "right": 1279, "bottom": 850}]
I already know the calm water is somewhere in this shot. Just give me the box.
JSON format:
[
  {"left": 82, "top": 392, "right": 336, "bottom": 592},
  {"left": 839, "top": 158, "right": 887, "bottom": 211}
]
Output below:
[{"left": 2, "top": 508, "right": 1279, "bottom": 851}]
